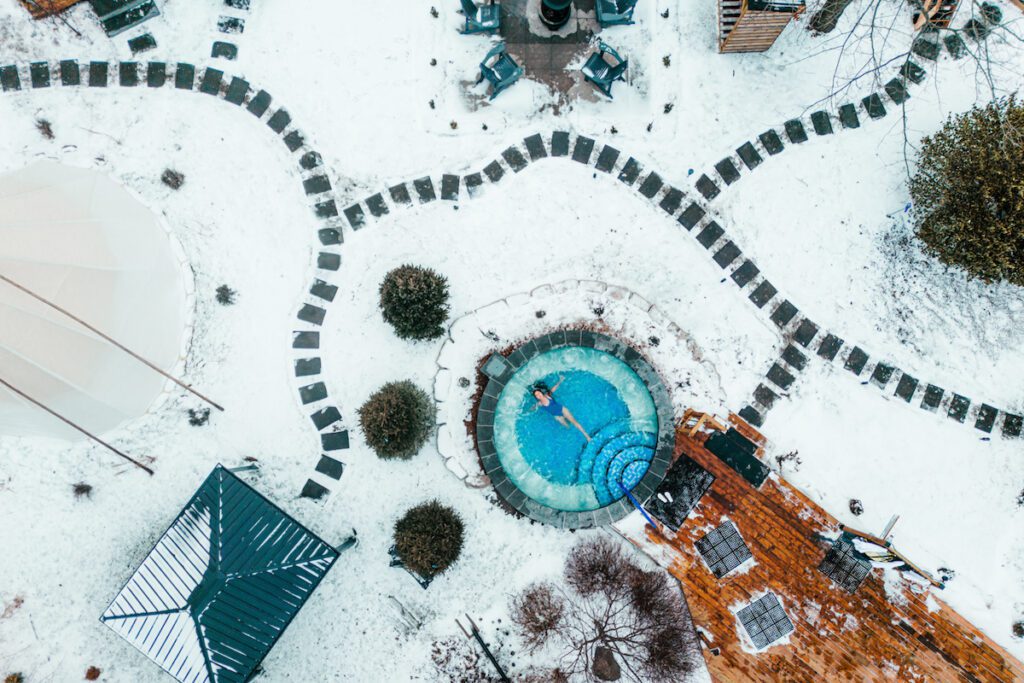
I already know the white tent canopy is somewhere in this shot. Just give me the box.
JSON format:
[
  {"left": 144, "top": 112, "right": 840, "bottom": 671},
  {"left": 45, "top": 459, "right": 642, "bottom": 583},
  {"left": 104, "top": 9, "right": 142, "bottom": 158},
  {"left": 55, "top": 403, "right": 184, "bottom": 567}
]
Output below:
[{"left": 0, "top": 161, "right": 188, "bottom": 440}]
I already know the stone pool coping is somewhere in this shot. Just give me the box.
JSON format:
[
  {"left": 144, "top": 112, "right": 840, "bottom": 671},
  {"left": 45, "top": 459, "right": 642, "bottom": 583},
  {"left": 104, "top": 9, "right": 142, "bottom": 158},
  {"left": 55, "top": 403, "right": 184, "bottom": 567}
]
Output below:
[{"left": 476, "top": 329, "right": 676, "bottom": 529}]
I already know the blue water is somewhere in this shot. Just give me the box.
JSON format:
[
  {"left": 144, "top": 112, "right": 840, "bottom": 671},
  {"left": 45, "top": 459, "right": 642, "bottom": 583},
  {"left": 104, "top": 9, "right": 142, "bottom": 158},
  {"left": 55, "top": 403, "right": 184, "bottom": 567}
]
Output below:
[{"left": 492, "top": 346, "right": 658, "bottom": 512}]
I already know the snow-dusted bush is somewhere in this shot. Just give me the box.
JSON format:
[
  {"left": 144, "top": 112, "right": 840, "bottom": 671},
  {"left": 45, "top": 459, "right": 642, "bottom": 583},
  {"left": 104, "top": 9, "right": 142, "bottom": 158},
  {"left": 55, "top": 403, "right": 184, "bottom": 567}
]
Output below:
[
  {"left": 510, "top": 538, "right": 697, "bottom": 682},
  {"left": 910, "top": 96, "right": 1024, "bottom": 285},
  {"left": 379, "top": 264, "right": 450, "bottom": 340},
  {"left": 358, "top": 380, "right": 435, "bottom": 460},
  {"left": 393, "top": 500, "right": 464, "bottom": 578}
]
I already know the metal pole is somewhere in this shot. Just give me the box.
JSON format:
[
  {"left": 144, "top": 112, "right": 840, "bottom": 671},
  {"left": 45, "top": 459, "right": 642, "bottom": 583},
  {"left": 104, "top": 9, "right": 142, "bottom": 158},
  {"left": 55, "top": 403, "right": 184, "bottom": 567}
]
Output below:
[
  {"left": 0, "top": 274, "right": 223, "bottom": 412},
  {"left": 618, "top": 483, "right": 659, "bottom": 530},
  {"left": 462, "top": 614, "right": 510, "bottom": 683},
  {"left": 0, "top": 376, "right": 154, "bottom": 475}
]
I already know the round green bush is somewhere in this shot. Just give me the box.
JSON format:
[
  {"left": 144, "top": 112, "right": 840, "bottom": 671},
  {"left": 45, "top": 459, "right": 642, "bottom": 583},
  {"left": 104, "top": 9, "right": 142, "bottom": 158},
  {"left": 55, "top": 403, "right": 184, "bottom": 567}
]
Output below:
[
  {"left": 357, "top": 380, "right": 435, "bottom": 460},
  {"left": 379, "top": 264, "right": 450, "bottom": 341},
  {"left": 909, "top": 96, "right": 1024, "bottom": 285},
  {"left": 393, "top": 500, "right": 465, "bottom": 578}
]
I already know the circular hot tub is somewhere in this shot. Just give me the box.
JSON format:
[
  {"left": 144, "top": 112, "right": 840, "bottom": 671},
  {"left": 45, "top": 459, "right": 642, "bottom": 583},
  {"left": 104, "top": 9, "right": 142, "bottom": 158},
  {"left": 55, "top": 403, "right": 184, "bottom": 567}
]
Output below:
[{"left": 477, "top": 331, "right": 675, "bottom": 528}]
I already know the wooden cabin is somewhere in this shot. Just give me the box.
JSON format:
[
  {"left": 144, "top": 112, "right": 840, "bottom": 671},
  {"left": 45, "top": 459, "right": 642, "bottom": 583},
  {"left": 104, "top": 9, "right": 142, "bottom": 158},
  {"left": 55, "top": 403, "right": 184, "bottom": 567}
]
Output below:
[
  {"left": 19, "top": 0, "right": 85, "bottom": 19},
  {"left": 618, "top": 412, "right": 1024, "bottom": 681},
  {"left": 719, "top": 0, "right": 805, "bottom": 53}
]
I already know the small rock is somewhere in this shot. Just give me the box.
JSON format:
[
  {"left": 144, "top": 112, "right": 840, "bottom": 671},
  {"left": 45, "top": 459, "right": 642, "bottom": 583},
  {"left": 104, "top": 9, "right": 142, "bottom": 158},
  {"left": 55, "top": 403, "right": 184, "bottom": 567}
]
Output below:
[
  {"left": 72, "top": 482, "right": 92, "bottom": 499},
  {"left": 216, "top": 285, "right": 237, "bottom": 305},
  {"left": 85, "top": 666, "right": 101, "bottom": 681},
  {"left": 849, "top": 499, "right": 864, "bottom": 516},
  {"left": 161, "top": 169, "right": 185, "bottom": 189},
  {"left": 188, "top": 408, "right": 211, "bottom": 427},
  {"left": 535, "top": 310, "right": 546, "bottom": 318},
  {"left": 458, "top": 377, "right": 470, "bottom": 388},
  {"left": 1013, "top": 621, "right": 1024, "bottom": 639},
  {"left": 592, "top": 645, "right": 621, "bottom": 681},
  {"left": 648, "top": 336, "right": 660, "bottom": 347},
  {"left": 592, "top": 304, "right": 605, "bottom": 316}
]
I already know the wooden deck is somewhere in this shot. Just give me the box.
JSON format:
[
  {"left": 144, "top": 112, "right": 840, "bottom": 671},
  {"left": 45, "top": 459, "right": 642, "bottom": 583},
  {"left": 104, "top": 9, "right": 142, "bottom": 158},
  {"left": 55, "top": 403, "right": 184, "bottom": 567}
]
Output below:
[
  {"left": 619, "top": 424, "right": 1024, "bottom": 682},
  {"left": 19, "top": 0, "right": 84, "bottom": 19}
]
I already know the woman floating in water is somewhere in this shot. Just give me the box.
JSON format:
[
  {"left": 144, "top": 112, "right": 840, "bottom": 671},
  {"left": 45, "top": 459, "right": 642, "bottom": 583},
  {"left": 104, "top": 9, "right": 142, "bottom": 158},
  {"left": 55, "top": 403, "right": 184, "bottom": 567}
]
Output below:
[{"left": 531, "top": 376, "right": 591, "bottom": 441}]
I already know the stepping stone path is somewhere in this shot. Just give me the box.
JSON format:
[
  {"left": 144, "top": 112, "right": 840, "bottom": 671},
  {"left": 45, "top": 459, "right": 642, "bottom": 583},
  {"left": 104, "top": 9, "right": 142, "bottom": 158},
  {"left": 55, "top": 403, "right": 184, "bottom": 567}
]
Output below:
[{"left": 212, "top": 0, "right": 253, "bottom": 62}]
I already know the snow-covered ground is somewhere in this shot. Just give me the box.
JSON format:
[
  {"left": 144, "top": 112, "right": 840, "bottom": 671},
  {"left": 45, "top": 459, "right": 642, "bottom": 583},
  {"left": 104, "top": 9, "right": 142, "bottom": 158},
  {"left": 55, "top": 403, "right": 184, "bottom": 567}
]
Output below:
[{"left": 1, "top": 0, "right": 1023, "bottom": 680}]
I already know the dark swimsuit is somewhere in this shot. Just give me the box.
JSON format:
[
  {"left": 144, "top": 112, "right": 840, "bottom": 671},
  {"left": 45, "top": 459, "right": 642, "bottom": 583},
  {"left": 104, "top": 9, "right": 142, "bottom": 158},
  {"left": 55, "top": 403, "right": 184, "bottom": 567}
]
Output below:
[{"left": 541, "top": 398, "right": 565, "bottom": 416}]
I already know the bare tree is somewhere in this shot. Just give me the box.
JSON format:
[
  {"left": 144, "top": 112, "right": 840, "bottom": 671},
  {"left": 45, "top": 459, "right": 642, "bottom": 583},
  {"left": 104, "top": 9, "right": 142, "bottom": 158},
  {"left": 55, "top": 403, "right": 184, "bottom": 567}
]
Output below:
[{"left": 510, "top": 538, "right": 698, "bottom": 683}]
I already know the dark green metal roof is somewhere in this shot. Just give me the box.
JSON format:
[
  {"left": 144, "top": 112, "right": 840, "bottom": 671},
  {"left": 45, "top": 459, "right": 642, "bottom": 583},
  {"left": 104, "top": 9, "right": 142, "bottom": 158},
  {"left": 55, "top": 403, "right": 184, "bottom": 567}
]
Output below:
[{"left": 101, "top": 465, "right": 339, "bottom": 683}]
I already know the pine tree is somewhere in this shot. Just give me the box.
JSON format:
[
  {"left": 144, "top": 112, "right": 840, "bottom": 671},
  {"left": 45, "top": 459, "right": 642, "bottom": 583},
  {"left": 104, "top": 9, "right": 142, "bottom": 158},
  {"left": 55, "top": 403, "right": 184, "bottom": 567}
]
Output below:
[
  {"left": 394, "top": 500, "right": 465, "bottom": 577},
  {"left": 358, "top": 381, "right": 435, "bottom": 460},
  {"left": 379, "top": 265, "right": 450, "bottom": 340}
]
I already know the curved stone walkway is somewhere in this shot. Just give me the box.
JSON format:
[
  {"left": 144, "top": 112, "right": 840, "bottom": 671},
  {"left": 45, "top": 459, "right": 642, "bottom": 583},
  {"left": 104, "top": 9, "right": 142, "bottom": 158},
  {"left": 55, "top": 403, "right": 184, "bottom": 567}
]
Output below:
[{"left": 0, "top": 57, "right": 352, "bottom": 498}]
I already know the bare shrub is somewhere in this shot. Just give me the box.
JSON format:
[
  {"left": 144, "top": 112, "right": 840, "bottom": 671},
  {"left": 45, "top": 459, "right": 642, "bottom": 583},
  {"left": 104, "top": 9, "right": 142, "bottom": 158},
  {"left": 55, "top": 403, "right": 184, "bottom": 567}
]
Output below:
[{"left": 510, "top": 582, "right": 565, "bottom": 652}]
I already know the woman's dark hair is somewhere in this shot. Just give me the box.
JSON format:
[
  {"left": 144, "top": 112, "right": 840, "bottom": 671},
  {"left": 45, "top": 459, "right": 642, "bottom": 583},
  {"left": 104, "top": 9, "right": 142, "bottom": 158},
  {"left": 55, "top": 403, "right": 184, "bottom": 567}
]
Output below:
[{"left": 532, "top": 381, "right": 551, "bottom": 395}]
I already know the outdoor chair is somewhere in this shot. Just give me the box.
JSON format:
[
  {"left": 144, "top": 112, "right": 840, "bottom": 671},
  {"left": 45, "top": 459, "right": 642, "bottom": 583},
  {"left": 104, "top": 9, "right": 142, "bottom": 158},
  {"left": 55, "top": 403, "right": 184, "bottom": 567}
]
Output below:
[
  {"left": 460, "top": 0, "right": 501, "bottom": 34},
  {"left": 595, "top": 0, "right": 637, "bottom": 26},
  {"left": 479, "top": 42, "right": 523, "bottom": 100},
  {"left": 581, "top": 41, "right": 629, "bottom": 98}
]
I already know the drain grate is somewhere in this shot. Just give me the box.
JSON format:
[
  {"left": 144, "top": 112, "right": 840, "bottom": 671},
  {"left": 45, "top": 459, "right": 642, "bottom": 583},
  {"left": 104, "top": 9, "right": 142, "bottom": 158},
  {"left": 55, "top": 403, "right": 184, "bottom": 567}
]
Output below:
[
  {"left": 818, "top": 536, "right": 872, "bottom": 593},
  {"left": 737, "top": 592, "right": 794, "bottom": 649},
  {"left": 695, "top": 521, "right": 752, "bottom": 578}
]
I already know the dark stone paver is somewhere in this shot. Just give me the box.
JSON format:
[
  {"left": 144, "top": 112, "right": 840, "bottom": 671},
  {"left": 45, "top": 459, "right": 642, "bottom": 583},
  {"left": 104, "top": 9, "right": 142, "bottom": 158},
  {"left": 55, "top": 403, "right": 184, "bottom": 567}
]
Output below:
[
  {"left": 174, "top": 63, "right": 195, "bottom": 89},
  {"left": 921, "top": 384, "right": 943, "bottom": 411},
  {"left": 572, "top": 135, "right": 594, "bottom": 164},
  {"left": 414, "top": 177, "right": 436, "bottom": 202},
  {"left": 885, "top": 78, "right": 909, "bottom": 105},
  {"left": 389, "top": 183, "right": 411, "bottom": 205},
  {"left": 315, "top": 455, "right": 345, "bottom": 480},
  {"left": 464, "top": 172, "right": 483, "bottom": 195},
  {"left": 503, "top": 146, "right": 528, "bottom": 172},
  {"left": 595, "top": 145, "right": 619, "bottom": 172},
  {"left": 0, "top": 66, "right": 20, "bottom": 92},
  {"left": 736, "top": 143, "right": 763, "bottom": 171},
  {"left": 947, "top": 394, "right": 970, "bottom": 422},
  {"left": 844, "top": 346, "right": 868, "bottom": 375},
  {"left": 523, "top": 133, "right": 547, "bottom": 160},
  {"left": 749, "top": 280, "right": 777, "bottom": 308},
  {"left": 293, "top": 331, "right": 320, "bottom": 349},
  {"left": 60, "top": 60, "right": 80, "bottom": 86},
  {"left": 247, "top": 89, "right": 271, "bottom": 117},
  {"left": 344, "top": 204, "right": 366, "bottom": 229},
  {"left": 318, "top": 229, "right": 341, "bottom": 246},
  {"left": 294, "top": 357, "right": 321, "bottom": 377},
  {"left": 128, "top": 33, "right": 158, "bottom": 54},
  {"left": 811, "top": 111, "right": 832, "bottom": 135},
  {"left": 30, "top": 62, "right": 50, "bottom": 88},
  {"left": 211, "top": 41, "right": 239, "bottom": 60},
  {"left": 678, "top": 202, "right": 705, "bottom": 230},
  {"left": 900, "top": 60, "right": 926, "bottom": 84},
  {"left": 637, "top": 172, "right": 663, "bottom": 198},
  {"left": 284, "top": 130, "right": 304, "bottom": 152},
  {"left": 315, "top": 200, "right": 338, "bottom": 218},
  {"left": 199, "top": 67, "right": 223, "bottom": 95},
  {"left": 739, "top": 405, "right": 764, "bottom": 427},
  {"left": 288, "top": 159, "right": 322, "bottom": 189},
  {"left": 1002, "top": 414, "right": 1022, "bottom": 438},
  {"left": 715, "top": 159, "right": 741, "bottom": 185},
  {"left": 767, "top": 363, "right": 795, "bottom": 390},
  {"left": 912, "top": 37, "right": 941, "bottom": 61},
  {"left": 771, "top": 300, "right": 798, "bottom": 328},
  {"left": 299, "top": 382, "right": 327, "bottom": 404},
  {"left": 483, "top": 161, "right": 504, "bottom": 182},
  {"left": 441, "top": 174, "right": 459, "bottom": 200},
  {"left": 310, "top": 407, "right": 341, "bottom": 430},
  {"left": 696, "top": 174, "right": 720, "bottom": 200},
  {"left": 974, "top": 404, "right": 997, "bottom": 433},
  {"left": 894, "top": 373, "right": 918, "bottom": 402},
  {"left": 759, "top": 130, "right": 784, "bottom": 155},
  {"left": 793, "top": 318, "right": 819, "bottom": 347},
  {"left": 870, "top": 363, "right": 895, "bottom": 388},
  {"left": 299, "top": 479, "right": 329, "bottom": 500},
  {"left": 713, "top": 241, "right": 741, "bottom": 268},
  {"left": 550, "top": 131, "right": 570, "bottom": 156},
  {"left": 365, "top": 193, "right": 388, "bottom": 217},
  {"left": 696, "top": 221, "right": 724, "bottom": 248},
  {"left": 838, "top": 103, "right": 860, "bottom": 129},
  {"left": 862, "top": 93, "right": 886, "bottom": 119},
  {"left": 754, "top": 384, "right": 778, "bottom": 408},
  {"left": 303, "top": 175, "right": 331, "bottom": 195},
  {"left": 618, "top": 157, "right": 641, "bottom": 185},
  {"left": 782, "top": 344, "right": 807, "bottom": 371},
  {"left": 944, "top": 33, "right": 966, "bottom": 59},
  {"left": 119, "top": 62, "right": 139, "bottom": 87},
  {"left": 310, "top": 279, "right": 338, "bottom": 301},
  {"left": 322, "top": 431, "right": 350, "bottom": 450},
  {"left": 784, "top": 119, "right": 808, "bottom": 143},
  {"left": 731, "top": 260, "right": 759, "bottom": 287},
  {"left": 89, "top": 61, "right": 108, "bottom": 87},
  {"left": 267, "top": 108, "right": 291, "bottom": 133},
  {"left": 660, "top": 187, "right": 684, "bottom": 214},
  {"left": 224, "top": 76, "right": 248, "bottom": 104},
  {"left": 817, "top": 333, "right": 843, "bottom": 360},
  {"left": 146, "top": 62, "right": 166, "bottom": 88}
]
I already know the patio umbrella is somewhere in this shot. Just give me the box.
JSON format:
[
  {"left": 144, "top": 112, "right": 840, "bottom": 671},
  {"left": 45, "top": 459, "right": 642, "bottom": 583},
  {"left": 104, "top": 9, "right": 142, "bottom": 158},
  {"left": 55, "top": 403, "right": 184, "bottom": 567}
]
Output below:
[{"left": 0, "top": 161, "right": 187, "bottom": 440}]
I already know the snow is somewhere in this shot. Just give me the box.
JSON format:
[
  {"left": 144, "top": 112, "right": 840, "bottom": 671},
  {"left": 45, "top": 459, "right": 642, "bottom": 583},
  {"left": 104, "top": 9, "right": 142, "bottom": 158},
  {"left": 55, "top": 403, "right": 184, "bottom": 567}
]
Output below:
[{"left": 0, "top": 0, "right": 1022, "bottom": 680}]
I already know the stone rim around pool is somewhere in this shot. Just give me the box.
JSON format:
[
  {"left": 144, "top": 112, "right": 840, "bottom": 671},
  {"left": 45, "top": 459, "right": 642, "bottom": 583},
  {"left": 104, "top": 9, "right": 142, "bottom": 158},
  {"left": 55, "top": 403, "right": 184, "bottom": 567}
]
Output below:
[{"left": 476, "top": 330, "right": 676, "bottom": 529}]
